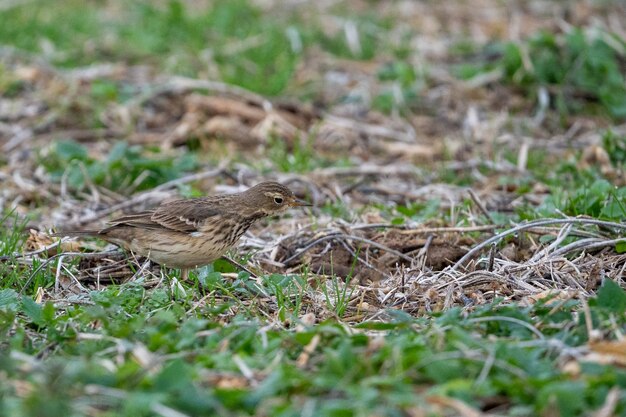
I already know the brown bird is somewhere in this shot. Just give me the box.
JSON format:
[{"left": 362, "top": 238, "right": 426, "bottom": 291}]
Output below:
[{"left": 53, "top": 181, "right": 310, "bottom": 279}]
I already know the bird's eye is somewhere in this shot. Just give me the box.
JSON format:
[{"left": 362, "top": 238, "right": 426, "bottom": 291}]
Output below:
[{"left": 274, "top": 197, "right": 284, "bottom": 204}]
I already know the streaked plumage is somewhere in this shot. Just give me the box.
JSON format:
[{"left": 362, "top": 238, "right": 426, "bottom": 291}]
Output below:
[{"left": 53, "top": 182, "right": 309, "bottom": 277}]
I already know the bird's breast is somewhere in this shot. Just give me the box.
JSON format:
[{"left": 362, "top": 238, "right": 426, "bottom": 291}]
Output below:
[{"left": 199, "top": 215, "right": 257, "bottom": 247}]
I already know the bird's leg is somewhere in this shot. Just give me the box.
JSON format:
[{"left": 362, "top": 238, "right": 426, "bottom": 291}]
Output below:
[{"left": 180, "top": 268, "right": 189, "bottom": 281}]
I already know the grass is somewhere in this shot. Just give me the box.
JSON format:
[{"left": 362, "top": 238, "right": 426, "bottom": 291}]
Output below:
[
  {"left": 0, "top": 0, "right": 388, "bottom": 96},
  {"left": 2, "top": 279, "right": 626, "bottom": 416},
  {"left": 40, "top": 140, "right": 198, "bottom": 194},
  {"left": 2, "top": 0, "right": 626, "bottom": 416},
  {"left": 0, "top": 0, "right": 294, "bottom": 94},
  {"left": 455, "top": 28, "right": 626, "bottom": 121},
  {"left": 543, "top": 179, "right": 626, "bottom": 220}
]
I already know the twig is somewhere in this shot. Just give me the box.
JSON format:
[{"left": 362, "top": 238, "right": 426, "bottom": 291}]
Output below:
[
  {"left": 356, "top": 221, "right": 607, "bottom": 238},
  {"left": 528, "top": 223, "right": 573, "bottom": 263},
  {"left": 550, "top": 238, "right": 626, "bottom": 259},
  {"left": 130, "top": 76, "right": 269, "bottom": 109},
  {"left": 487, "top": 243, "right": 496, "bottom": 272},
  {"left": 21, "top": 251, "right": 123, "bottom": 294},
  {"left": 281, "top": 232, "right": 415, "bottom": 265},
  {"left": 338, "top": 239, "right": 387, "bottom": 276},
  {"left": 63, "top": 263, "right": 89, "bottom": 293},
  {"left": 281, "top": 232, "right": 342, "bottom": 264},
  {"left": 324, "top": 114, "right": 417, "bottom": 143},
  {"left": 351, "top": 224, "right": 499, "bottom": 233},
  {"left": 468, "top": 189, "right": 495, "bottom": 224},
  {"left": 1, "top": 239, "right": 63, "bottom": 261},
  {"left": 221, "top": 256, "right": 258, "bottom": 279},
  {"left": 54, "top": 255, "right": 65, "bottom": 293},
  {"left": 310, "top": 164, "right": 422, "bottom": 179},
  {"left": 449, "top": 218, "right": 626, "bottom": 272},
  {"left": 413, "top": 234, "right": 434, "bottom": 270},
  {"left": 130, "top": 258, "right": 153, "bottom": 281}
]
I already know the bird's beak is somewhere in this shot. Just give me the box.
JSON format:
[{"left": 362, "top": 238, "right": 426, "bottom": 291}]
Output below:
[{"left": 290, "top": 198, "right": 312, "bottom": 207}]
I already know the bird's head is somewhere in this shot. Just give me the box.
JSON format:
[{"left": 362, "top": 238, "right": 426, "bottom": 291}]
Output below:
[{"left": 242, "top": 181, "right": 311, "bottom": 216}]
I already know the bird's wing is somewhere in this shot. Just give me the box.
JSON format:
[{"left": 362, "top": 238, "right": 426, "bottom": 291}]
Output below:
[
  {"left": 102, "top": 210, "right": 160, "bottom": 232},
  {"left": 148, "top": 199, "right": 223, "bottom": 233},
  {"left": 103, "top": 198, "right": 225, "bottom": 234}
]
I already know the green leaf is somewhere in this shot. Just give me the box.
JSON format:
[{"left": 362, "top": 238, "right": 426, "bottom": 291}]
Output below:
[
  {"left": 21, "top": 296, "right": 44, "bottom": 326},
  {"left": 213, "top": 258, "right": 237, "bottom": 273},
  {"left": 537, "top": 381, "right": 587, "bottom": 417},
  {"left": 354, "top": 321, "right": 407, "bottom": 330},
  {"left": 154, "top": 359, "right": 194, "bottom": 391},
  {"left": 420, "top": 356, "right": 466, "bottom": 383},
  {"left": 601, "top": 200, "right": 626, "bottom": 220},
  {"left": 198, "top": 271, "right": 223, "bottom": 290},
  {"left": 596, "top": 279, "right": 626, "bottom": 314},
  {"left": 106, "top": 141, "right": 129, "bottom": 164},
  {"left": 0, "top": 289, "right": 19, "bottom": 310},
  {"left": 55, "top": 140, "right": 88, "bottom": 161},
  {"left": 90, "top": 80, "right": 119, "bottom": 101},
  {"left": 616, "top": 240, "right": 626, "bottom": 254},
  {"left": 42, "top": 302, "right": 56, "bottom": 323}
]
